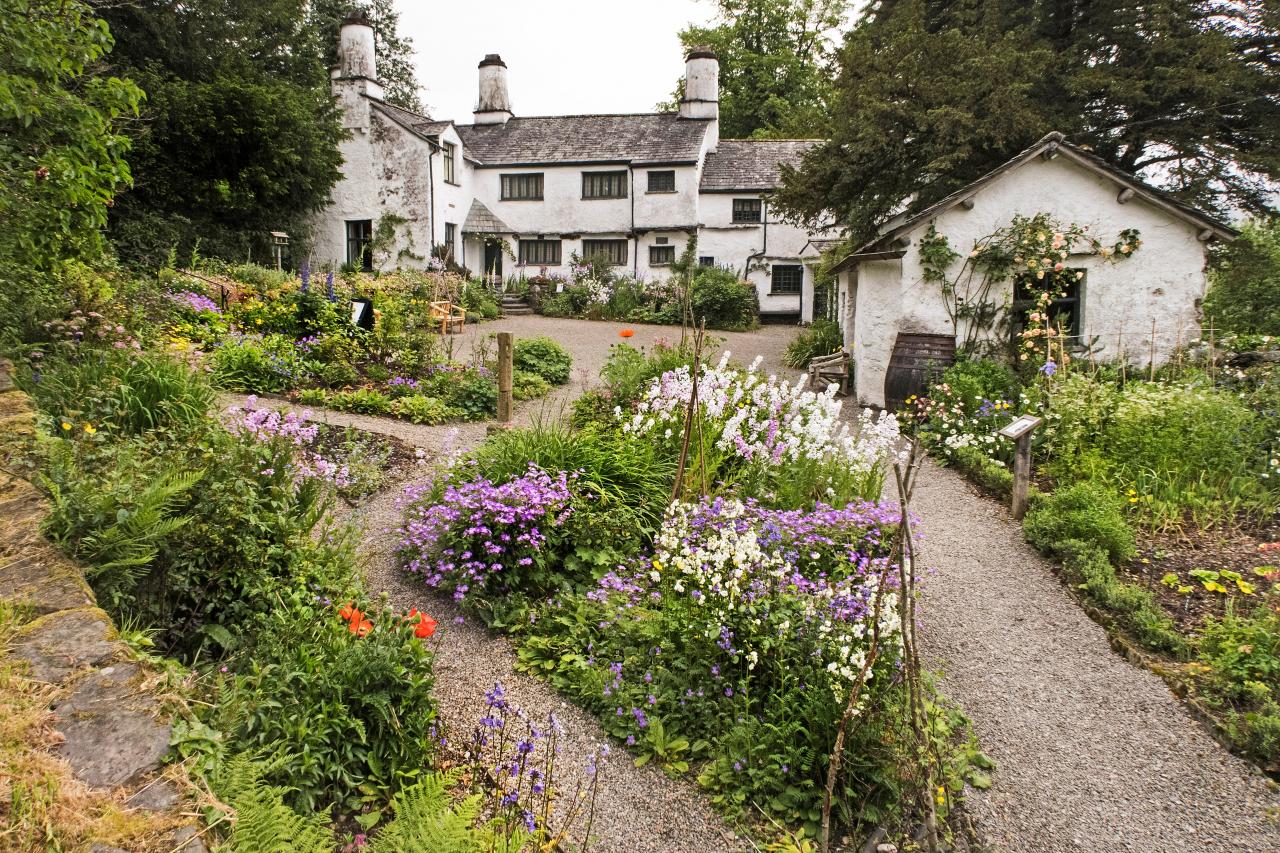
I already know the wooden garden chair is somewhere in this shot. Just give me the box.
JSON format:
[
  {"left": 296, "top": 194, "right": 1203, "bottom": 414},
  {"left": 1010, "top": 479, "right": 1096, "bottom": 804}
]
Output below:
[
  {"left": 428, "top": 300, "right": 466, "bottom": 334},
  {"left": 808, "top": 349, "right": 852, "bottom": 396}
]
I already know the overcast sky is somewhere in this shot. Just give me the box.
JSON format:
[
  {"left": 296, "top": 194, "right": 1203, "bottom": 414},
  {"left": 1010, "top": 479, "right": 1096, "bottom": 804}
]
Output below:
[{"left": 397, "top": 0, "right": 719, "bottom": 121}]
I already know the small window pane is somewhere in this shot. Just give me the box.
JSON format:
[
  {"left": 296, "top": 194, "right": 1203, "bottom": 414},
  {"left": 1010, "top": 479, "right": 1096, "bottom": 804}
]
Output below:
[
  {"left": 519, "top": 239, "right": 562, "bottom": 265},
  {"left": 647, "top": 170, "right": 676, "bottom": 192},
  {"left": 443, "top": 223, "right": 457, "bottom": 261},
  {"left": 649, "top": 245, "right": 675, "bottom": 266},
  {"left": 443, "top": 142, "right": 457, "bottom": 184},
  {"left": 733, "top": 198, "right": 762, "bottom": 223},
  {"left": 346, "top": 219, "right": 373, "bottom": 271},
  {"left": 771, "top": 264, "right": 802, "bottom": 294},
  {"left": 583, "top": 171, "right": 629, "bottom": 199},
  {"left": 1012, "top": 271, "right": 1083, "bottom": 339},
  {"left": 582, "top": 239, "right": 628, "bottom": 266},
  {"left": 501, "top": 173, "right": 544, "bottom": 200},
  {"left": 698, "top": 256, "right": 715, "bottom": 267}
]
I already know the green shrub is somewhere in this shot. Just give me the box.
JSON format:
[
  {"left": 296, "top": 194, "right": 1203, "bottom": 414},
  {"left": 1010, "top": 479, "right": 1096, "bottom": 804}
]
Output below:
[
  {"left": 327, "top": 388, "right": 393, "bottom": 415},
  {"left": 939, "top": 358, "right": 1021, "bottom": 411},
  {"left": 948, "top": 446, "right": 1014, "bottom": 498},
  {"left": 215, "top": 596, "right": 437, "bottom": 814},
  {"left": 1052, "top": 539, "right": 1184, "bottom": 653},
  {"left": 513, "top": 336, "right": 573, "bottom": 385},
  {"left": 391, "top": 394, "right": 455, "bottom": 424},
  {"left": 1024, "top": 480, "right": 1136, "bottom": 563},
  {"left": 1205, "top": 219, "right": 1280, "bottom": 336},
  {"left": 689, "top": 267, "right": 758, "bottom": 331},
  {"left": 512, "top": 368, "right": 551, "bottom": 401},
  {"left": 783, "top": 319, "right": 843, "bottom": 369},
  {"left": 295, "top": 388, "right": 329, "bottom": 406},
  {"left": 448, "top": 375, "right": 497, "bottom": 420},
  {"left": 212, "top": 334, "right": 307, "bottom": 393},
  {"left": 462, "top": 284, "right": 500, "bottom": 320}
]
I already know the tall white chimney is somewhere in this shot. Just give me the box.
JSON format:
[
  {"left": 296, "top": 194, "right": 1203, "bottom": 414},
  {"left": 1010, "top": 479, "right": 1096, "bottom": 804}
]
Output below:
[
  {"left": 679, "top": 46, "right": 719, "bottom": 150},
  {"left": 332, "top": 9, "right": 383, "bottom": 123},
  {"left": 474, "top": 54, "right": 513, "bottom": 125}
]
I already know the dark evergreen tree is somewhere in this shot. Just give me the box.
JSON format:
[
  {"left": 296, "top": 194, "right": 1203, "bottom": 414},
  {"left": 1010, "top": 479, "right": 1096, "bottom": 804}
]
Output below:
[
  {"left": 776, "top": 0, "right": 1280, "bottom": 240},
  {"left": 96, "top": 0, "right": 345, "bottom": 265}
]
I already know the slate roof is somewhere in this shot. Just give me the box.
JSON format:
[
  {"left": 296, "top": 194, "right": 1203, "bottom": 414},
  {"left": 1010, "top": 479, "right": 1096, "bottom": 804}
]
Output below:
[
  {"left": 462, "top": 200, "right": 512, "bottom": 234},
  {"left": 700, "top": 139, "right": 820, "bottom": 192},
  {"left": 371, "top": 101, "right": 451, "bottom": 140},
  {"left": 455, "top": 114, "right": 711, "bottom": 166},
  {"left": 856, "top": 131, "right": 1237, "bottom": 256}
]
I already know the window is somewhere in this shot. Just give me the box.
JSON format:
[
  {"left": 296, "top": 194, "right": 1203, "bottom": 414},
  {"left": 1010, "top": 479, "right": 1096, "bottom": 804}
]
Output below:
[
  {"left": 1012, "top": 271, "right": 1084, "bottom": 339},
  {"left": 647, "top": 170, "right": 676, "bottom": 193},
  {"left": 582, "top": 171, "right": 629, "bottom": 200},
  {"left": 649, "top": 245, "right": 675, "bottom": 266},
  {"left": 771, "top": 264, "right": 803, "bottom": 294},
  {"left": 345, "top": 219, "right": 373, "bottom": 271},
  {"left": 733, "top": 198, "right": 763, "bottom": 223},
  {"left": 698, "top": 256, "right": 715, "bottom": 267},
  {"left": 501, "top": 173, "right": 544, "bottom": 200},
  {"left": 582, "top": 239, "right": 628, "bottom": 266},
  {"left": 519, "top": 239, "right": 562, "bottom": 265},
  {"left": 443, "top": 223, "right": 457, "bottom": 261},
  {"left": 443, "top": 142, "right": 457, "bottom": 184}
]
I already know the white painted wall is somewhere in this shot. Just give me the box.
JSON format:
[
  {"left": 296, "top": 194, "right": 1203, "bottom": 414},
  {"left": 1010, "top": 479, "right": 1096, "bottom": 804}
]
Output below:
[
  {"left": 312, "top": 87, "right": 434, "bottom": 270},
  {"left": 844, "top": 155, "right": 1213, "bottom": 407}
]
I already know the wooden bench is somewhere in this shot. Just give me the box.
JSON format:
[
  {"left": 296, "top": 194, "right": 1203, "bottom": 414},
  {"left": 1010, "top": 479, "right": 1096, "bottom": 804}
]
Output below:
[
  {"left": 428, "top": 300, "right": 466, "bottom": 334},
  {"left": 808, "top": 349, "right": 852, "bottom": 396}
]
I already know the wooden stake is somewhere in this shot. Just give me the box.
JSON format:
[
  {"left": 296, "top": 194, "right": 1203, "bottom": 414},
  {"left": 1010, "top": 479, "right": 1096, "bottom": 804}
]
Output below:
[
  {"left": 497, "top": 331, "right": 513, "bottom": 423},
  {"left": 1000, "top": 415, "right": 1043, "bottom": 521}
]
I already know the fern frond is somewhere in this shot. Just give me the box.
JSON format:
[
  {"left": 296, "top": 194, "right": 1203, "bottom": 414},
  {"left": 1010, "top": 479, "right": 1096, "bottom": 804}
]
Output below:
[
  {"left": 215, "top": 753, "right": 334, "bottom": 853},
  {"left": 367, "top": 771, "right": 486, "bottom": 853}
]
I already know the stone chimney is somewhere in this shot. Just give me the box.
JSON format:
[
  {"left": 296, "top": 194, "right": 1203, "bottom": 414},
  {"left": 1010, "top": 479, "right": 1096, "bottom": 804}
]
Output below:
[
  {"left": 474, "top": 54, "right": 513, "bottom": 125},
  {"left": 331, "top": 10, "right": 383, "bottom": 129},
  {"left": 679, "top": 46, "right": 719, "bottom": 150}
]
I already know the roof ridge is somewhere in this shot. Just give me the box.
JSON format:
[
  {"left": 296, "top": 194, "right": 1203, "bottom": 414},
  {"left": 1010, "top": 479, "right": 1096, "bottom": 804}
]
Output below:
[{"left": 455, "top": 111, "right": 689, "bottom": 126}]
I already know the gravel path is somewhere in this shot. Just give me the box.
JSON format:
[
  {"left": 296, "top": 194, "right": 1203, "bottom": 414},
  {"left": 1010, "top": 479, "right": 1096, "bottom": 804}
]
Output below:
[
  {"left": 240, "top": 316, "right": 800, "bottom": 852},
  {"left": 911, "top": 458, "right": 1280, "bottom": 851}
]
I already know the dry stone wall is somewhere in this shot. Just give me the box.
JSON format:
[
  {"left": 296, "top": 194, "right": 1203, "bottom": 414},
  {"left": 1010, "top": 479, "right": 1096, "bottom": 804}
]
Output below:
[{"left": 0, "top": 359, "right": 206, "bottom": 853}]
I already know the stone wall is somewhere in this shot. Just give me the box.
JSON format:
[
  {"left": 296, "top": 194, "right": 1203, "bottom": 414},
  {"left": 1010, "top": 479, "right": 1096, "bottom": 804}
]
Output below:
[{"left": 0, "top": 360, "right": 207, "bottom": 853}]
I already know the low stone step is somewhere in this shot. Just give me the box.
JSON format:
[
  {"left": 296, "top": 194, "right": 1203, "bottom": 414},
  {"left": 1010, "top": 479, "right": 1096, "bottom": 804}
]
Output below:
[{"left": 502, "top": 307, "right": 534, "bottom": 315}]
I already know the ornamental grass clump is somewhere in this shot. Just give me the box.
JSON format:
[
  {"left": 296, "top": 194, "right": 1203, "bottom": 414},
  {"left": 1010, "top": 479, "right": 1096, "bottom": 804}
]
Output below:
[{"left": 397, "top": 464, "right": 574, "bottom": 603}]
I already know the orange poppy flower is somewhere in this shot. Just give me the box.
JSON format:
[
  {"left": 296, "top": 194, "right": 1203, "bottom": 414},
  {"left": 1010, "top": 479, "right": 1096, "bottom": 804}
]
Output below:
[
  {"left": 407, "top": 608, "right": 438, "bottom": 639},
  {"left": 339, "top": 602, "right": 373, "bottom": 637},
  {"left": 619, "top": 329, "right": 635, "bottom": 338}
]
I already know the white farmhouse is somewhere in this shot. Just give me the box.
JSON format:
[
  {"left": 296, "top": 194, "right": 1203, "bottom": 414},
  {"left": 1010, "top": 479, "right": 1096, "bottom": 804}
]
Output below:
[
  {"left": 829, "top": 133, "right": 1237, "bottom": 408},
  {"left": 312, "top": 12, "right": 825, "bottom": 322}
]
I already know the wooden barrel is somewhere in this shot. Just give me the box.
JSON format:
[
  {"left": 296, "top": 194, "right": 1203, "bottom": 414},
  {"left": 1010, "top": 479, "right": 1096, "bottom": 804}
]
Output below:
[{"left": 884, "top": 333, "right": 956, "bottom": 412}]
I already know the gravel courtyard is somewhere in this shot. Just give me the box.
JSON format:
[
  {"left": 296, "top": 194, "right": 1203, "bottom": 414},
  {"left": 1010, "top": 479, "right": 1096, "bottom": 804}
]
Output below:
[{"left": 231, "top": 314, "right": 1280, "bottom": 852}]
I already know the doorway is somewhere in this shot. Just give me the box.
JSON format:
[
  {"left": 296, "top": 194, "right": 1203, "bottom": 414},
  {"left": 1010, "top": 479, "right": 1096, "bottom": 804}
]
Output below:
[{"left": 484, "top": 241, "right": 504, "bottom": 285}]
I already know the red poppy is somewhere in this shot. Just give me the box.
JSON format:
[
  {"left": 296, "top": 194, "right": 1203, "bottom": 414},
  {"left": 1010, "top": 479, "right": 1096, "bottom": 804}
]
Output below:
[
  {"left": 407, "top": 608, "right": 437, "bottom": 639},
  {"left": 619, "top": 329, "right": 635, "bottom": 338},
  {"left": 339, "top": 602, "right": 373, "bottom": 637}
]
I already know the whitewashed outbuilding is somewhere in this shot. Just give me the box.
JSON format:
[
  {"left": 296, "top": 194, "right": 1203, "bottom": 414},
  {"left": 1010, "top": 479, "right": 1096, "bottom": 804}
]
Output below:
[
  {"left": 829, "top": 133, "right": 1237, "bottom": 408},
  {"left": 311, "top": 12, "right": 826, "bottom": 321}
]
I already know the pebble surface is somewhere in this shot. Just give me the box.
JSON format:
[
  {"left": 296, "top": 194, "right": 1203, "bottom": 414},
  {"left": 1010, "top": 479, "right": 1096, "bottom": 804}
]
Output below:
[
  {"left": 228, "top": 314, "right": 1280, "bottom": 850},
  {"left": 911, "top": 458, "right": 1280, "bottom": 851}
]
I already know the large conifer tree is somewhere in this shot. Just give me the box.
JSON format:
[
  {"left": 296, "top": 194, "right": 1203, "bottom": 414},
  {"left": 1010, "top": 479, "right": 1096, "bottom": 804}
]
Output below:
[{"left": 775, "top": 0, "right": 1280, "bottom": 240}]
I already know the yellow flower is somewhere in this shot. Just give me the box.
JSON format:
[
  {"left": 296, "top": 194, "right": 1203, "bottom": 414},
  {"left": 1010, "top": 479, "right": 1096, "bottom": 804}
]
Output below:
[
  {"left": 60, "top": 421, "right": 71, "bottom": 431},
  {"left": 83, "top": 423, "right": 96, "bottom": 435}
]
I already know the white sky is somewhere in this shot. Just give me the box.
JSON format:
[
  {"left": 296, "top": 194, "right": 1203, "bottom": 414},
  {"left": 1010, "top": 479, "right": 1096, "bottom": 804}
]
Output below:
[{"left": 397, "top": 0, "right": 719, "bottom": 121}]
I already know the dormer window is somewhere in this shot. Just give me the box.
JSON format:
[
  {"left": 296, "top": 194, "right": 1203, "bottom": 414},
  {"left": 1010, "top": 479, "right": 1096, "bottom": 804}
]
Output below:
[
  {"left": 733, "top": 198, "right": 762, "bottom": 223},
  {"left": 443, "top": 142, "right": 457, "bottom": 184}
]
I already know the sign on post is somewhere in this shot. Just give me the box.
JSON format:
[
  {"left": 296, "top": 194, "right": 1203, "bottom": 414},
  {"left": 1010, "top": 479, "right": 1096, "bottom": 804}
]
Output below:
[{"left": 998, "top": 414, "right": 1043, "bottom": 520}]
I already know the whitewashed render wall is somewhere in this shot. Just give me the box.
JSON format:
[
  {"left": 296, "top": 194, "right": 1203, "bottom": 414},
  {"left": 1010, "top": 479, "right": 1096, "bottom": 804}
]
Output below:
[{"left": 843, "top": 154, "right": 1211, "bottom": 407}]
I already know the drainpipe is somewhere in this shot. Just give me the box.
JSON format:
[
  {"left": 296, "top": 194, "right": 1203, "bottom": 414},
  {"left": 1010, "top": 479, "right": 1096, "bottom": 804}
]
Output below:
[
  {"left": 629, "top": 163, "right": 638, "bottom": 277},
  {"left": 426, "top": 141, "right": 437, "bottom": 255}
]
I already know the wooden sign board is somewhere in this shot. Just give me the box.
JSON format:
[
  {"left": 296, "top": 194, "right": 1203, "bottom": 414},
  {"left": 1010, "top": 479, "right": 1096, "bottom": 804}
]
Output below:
[{"left": 999, "top": 414, "right": 1043, "bottom": 440}]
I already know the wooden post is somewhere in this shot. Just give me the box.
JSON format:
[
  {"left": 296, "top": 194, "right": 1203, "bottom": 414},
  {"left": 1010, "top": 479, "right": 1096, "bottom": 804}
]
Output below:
[
  {"left": 1000, "top": 415, "right": 1043, "bottom": 521},
  {"left": 497, "top": 332, "right": 513, "bottom": 423}
]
